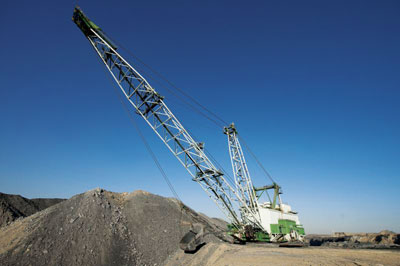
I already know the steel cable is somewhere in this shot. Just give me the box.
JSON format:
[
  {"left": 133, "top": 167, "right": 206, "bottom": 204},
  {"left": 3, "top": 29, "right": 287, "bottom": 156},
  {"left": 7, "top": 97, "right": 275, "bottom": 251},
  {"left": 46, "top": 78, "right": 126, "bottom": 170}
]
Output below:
[
  {"left": 237, "top": 134, "right": 275, "bottom": 184},
  {"left": 107, "top": 37, "right": 228, "bottom": 128},
  {"left": 104, "top": 34, "right": 277, "bottom": 191},
  {"left": 98, "top": 57, "right": 183, "bottom": 203}
]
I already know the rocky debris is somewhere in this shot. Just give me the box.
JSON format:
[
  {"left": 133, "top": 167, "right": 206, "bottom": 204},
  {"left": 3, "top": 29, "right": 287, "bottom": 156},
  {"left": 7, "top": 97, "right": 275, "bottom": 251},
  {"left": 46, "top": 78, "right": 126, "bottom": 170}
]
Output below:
[
  {"left": 0, "top": 192, "right": 64, "bottom": 227},
  {"left": 180, "top": 223, "right": 206, "bottom": 252},
  {"left": 306, "top": 231, "right": 400, "bottom": 249},
  {"left": 198, "top": 213, "right": 229, "bottom": 232},
  {"left": 0, "top": 189, "right": 232, "bottom": 266}
]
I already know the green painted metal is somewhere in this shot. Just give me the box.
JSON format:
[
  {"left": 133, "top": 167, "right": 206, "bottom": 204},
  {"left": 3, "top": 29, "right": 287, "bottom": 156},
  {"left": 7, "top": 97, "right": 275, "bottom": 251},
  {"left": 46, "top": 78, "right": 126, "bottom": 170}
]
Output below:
[
  {"left": 72, "top": 7, "right": 100, "bottom": 33},
  {"left": 270, "top": 219, "right": 306, "bottom": 236},
  {"left": 229, "top": 223, "right": 305, "bottom": 242},
  {"left": 227, "top": 224, "right": 271, "bottom": 242},
  {"left": 229, "top": 219, "right": 305, "bottom": 242},
  {"left": 254, "top": 182, "right": 281, "bottom": 209},
  {"left": 254, "top": 231, "right": 270, "bottom": 242},
  {"left": 72, "top": 7, "right": 117, "bottom": 50},
  {"left": 270, "top": 224, "right": 280, "bottom": 234},
  {"left": 296, "top": 226, "right": 305, "bottom": 235}
]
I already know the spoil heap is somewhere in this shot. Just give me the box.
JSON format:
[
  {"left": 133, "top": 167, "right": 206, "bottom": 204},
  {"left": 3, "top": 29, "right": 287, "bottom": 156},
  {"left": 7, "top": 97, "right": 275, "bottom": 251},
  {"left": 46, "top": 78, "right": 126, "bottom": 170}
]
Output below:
[
  {"left": 306, "top": 231, "right": 400, "bottom": 249},
  {"left": 0, "top": 189, "right": 231, "bottom": 266},
  {"left": 0, "top": 192, "right": 64, "bottom": 227}
]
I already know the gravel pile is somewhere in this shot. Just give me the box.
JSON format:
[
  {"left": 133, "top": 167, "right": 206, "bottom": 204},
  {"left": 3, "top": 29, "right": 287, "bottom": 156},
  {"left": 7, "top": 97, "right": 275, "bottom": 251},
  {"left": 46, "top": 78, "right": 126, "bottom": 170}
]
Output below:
[
  {"left": 0, "top": 189, "right": 231, "bottom": 266},
  {"left": 0, "top": 192, "right": 64, "bottom": 227},
  {"left": 306, "top": 231, "right": 400, "bottom": 249}
]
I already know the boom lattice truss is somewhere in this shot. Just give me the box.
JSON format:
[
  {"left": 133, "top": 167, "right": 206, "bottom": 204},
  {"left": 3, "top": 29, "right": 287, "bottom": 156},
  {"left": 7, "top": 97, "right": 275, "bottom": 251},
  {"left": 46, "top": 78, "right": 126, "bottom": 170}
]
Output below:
[
  {"left": 224, "top": 123, "right": 262, "bottom": 226},
  {"left": 72, "top": 7, "right": 265, "bottom": 230}
]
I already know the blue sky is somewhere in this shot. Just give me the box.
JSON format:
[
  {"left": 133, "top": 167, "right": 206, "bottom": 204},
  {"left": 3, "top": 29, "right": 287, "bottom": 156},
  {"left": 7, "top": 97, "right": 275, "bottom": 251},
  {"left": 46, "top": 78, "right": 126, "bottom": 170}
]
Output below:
[{"left": 1, "top": 0, "right": 399, "bottom": 233}]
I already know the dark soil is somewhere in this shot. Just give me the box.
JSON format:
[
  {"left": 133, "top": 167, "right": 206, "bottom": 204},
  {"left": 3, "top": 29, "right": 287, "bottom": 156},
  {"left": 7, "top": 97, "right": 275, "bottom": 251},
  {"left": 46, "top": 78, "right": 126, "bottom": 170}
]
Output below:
[
  {"left": 0, "top": 192, "right": 64, "bottom": 227},
  {"left": 0, "top": 189, "right": 232, "bottom": 266},
  {"left": 306, "top": 232, "right": 400, "bottom": 249},
  {"left": 31, "top": 198, "right": 65, "bottom": 211}
]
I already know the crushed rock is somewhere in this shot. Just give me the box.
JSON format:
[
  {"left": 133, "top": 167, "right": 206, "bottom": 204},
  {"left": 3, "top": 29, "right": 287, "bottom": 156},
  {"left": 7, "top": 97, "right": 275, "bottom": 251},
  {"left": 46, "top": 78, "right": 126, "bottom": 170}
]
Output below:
[
  {"left": 306, "top": 231, "right": 400, "bottom": 249},
  {"left": 0, "top": 188, "right": 232, "bottom": 266}
]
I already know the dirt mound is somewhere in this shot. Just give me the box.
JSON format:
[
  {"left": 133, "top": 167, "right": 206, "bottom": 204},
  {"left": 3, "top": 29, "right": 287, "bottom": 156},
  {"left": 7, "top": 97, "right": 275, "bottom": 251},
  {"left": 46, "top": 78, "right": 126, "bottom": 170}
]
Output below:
[
  {"left": 307, "top": 231, "right": 400, "bottom": 249},
  {"left": 0, "top": 192, "right": 64, "bottom": 227},
  {"left": 31, "top": 198, "right": 65, "bottom": 211},
  {"left": 0, "top": 189, "right": 231, "bottom": 266}
]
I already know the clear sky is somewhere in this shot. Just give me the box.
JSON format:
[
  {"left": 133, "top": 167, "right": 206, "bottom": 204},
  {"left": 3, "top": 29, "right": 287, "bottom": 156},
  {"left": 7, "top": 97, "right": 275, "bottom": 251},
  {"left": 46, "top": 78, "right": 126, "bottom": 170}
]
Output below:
[{"left": 1, "top": 0, "right": 399, "bottom": 234}]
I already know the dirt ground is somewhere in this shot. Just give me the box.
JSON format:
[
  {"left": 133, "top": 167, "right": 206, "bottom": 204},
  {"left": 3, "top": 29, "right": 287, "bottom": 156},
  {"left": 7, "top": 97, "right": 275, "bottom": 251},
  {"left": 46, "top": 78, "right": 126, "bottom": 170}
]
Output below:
[{"left": 166, "top": 242, "right": 400, "bottom": 266}]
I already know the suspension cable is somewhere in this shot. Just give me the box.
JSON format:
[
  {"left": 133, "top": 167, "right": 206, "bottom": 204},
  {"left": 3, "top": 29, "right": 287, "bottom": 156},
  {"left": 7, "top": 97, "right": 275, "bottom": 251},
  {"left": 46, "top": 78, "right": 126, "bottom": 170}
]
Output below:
[
  {"left": 108, "top": 37, "right": 229, "bottom": 127},
  {"left": 178, "top": 122, "right": 237, "bottom": 186},
  {"left": 112, "top": 49, "right": 237, "bottom": 185},
  {"left": 100, "top": 59, "right": 183, "bottom": 202},
  {"left": 103, "top": 34, "right": 276, "bottom": 191},
  {"left": 204, "top": 148, "right": 236, "bottom": 187},
  {"left": 129, "top": 62, "right": 224, "bottom": 128},
  {"left": 238, "top": 134, "right": 276, "bottom": 184},
  {"left": 99, "top": 36, "right": 238, "bottom": 194},
  {"left": 120, "top": 48, "right": 274, "bottom": 187}
]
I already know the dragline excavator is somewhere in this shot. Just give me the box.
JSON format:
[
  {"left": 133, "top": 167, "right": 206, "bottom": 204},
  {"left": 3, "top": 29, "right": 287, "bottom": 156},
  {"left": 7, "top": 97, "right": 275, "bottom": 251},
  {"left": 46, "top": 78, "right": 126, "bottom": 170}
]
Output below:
[{"left": 72, "top": 7, "right": 305, "bottom": 243}]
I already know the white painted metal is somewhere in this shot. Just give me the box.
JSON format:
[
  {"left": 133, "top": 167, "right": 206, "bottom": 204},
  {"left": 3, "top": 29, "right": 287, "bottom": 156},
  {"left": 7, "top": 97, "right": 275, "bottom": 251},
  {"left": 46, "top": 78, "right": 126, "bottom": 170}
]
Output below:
[
  {"left": 224, "top": 123, "right": 302, "bottom": 238},
  {"left": 257, "top": 204, "right": 300, "bottom": 234},
  {"left": 224, "top": 123, "right": 265, "bottom": 229}
]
